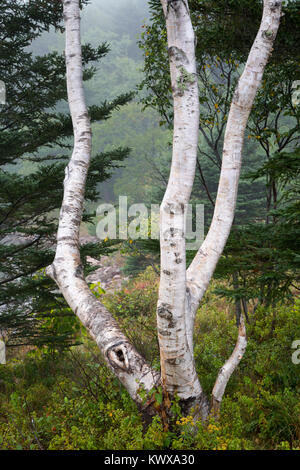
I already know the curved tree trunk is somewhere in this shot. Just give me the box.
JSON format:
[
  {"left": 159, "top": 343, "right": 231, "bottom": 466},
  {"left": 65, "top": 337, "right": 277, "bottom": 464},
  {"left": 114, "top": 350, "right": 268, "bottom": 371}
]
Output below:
[
  {"left": 48, "top": 0, "right": 282, "bottom": 422},
  {"left": 46, "top": 0, "right": 159, "bottom": 409},
  {"left": 187, "top": 1, "right": 283, "bottom": 313},
  {"left": 211, "top": 313, "right": 247, "bottom": 415}
]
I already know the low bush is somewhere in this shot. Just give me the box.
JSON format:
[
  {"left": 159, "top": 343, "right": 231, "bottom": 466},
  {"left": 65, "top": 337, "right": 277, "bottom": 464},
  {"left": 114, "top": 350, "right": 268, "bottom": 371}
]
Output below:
[{"left": 0, "top": 273, "right": 299, "bottom": 450}]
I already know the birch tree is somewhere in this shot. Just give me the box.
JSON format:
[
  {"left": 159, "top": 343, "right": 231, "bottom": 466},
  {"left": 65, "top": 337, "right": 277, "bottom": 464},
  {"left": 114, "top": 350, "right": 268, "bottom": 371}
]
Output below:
[{"left": 48, "top": 0, "right": 282, "bottom": 421}]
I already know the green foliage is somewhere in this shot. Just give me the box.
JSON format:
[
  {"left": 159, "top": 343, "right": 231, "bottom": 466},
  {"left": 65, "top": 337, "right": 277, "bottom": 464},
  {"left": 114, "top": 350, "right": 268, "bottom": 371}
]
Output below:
[
  {"left": 0, "top": 0, "right": 299, "bottom": 452},
  {"left": 146, "top": 0, "right": 300, "bottom": 64},
  {"left": 1, "top": 280, "right": 299, "bottom": 450},
  {"left": 0, "top": 0, "right": 132, "bottom": 348},
  {"left": 138, "top": 0, "right": 300, "bottom": 312},
  {"left": 102, "top": 267, "right": 159, "bottom": 364}
]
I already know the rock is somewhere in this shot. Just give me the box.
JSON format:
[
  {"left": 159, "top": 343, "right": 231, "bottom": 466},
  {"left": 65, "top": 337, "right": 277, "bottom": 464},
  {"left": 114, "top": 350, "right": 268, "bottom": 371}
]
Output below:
[{"left": 86, "top": 253, "right": 126, "bottom": 293}]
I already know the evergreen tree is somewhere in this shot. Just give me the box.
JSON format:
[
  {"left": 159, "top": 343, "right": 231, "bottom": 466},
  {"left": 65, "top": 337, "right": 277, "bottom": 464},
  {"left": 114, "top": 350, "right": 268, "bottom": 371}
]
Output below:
[{"left": 0, "top": 0, "right": 132, "bottom": 348}]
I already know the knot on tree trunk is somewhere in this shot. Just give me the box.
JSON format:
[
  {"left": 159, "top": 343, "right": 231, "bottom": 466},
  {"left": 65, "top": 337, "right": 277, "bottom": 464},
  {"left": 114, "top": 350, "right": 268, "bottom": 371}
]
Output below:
[{"left": 106, "top": 341, "right": 131, "bottom": 371}]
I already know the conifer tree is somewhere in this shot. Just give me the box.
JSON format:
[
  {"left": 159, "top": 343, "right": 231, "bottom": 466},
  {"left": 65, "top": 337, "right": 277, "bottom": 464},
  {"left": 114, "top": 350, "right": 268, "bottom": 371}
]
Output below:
[{"left": 0, "top": 0, "right": 132, "bottom": 348}]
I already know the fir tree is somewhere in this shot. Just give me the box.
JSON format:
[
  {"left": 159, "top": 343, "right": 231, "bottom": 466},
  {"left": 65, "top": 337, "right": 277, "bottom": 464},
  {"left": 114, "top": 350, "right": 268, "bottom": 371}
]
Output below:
[{"left": 0, "top": 0, "right": 132, "bottom": 348}]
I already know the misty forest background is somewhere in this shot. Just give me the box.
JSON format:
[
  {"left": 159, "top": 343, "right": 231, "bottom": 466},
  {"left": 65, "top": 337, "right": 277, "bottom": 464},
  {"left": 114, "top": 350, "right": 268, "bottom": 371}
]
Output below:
[{"left": 0, "top": 0, "right": 300, "bottom": 450}]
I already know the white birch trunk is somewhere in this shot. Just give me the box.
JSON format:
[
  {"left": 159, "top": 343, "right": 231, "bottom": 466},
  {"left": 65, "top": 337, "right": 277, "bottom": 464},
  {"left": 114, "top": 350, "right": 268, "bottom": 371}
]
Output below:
[
  {"left": 187, "top": 1, "right": 282, "bottom": 315},
  {"left": 48, "top": 0, "right": 282, "bottom": 421},
  {"left": 47, "top": 0, "right": 158, "bottom": 408},
  {"left": 186, "top": 0, "right": 282, "bottom": 412},
  {"left": 157, "top": 0, "right": 209, "bottom": 418},
  {"left": 211, "top": 314, "right": 247, "bottom": 414},
  {"left": 158, "top": 0, "right": 282, "bottom": 417}
]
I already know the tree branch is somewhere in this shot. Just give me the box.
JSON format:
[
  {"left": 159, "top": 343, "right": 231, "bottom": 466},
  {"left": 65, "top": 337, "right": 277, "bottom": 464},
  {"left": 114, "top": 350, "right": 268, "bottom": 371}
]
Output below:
[{"left": 46, "top": 0, "right": 158, "bottom": 405}]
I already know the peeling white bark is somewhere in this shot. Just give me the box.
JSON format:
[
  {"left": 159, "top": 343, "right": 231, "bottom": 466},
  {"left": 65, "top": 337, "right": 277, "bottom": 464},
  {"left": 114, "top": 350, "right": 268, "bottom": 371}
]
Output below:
[
  {"left": 158, "top": 0, "right": 281, "bottom": 416},
  {"left": 157, "top": 0, "right": 207, "bottom": 416},
  {"left": 212, "top": 314, "right": 247, "bottom": 414},
  {"left": 47, "top": 0, "right": 158, "bottom": 406},
  {"left": 48, "top": 0, "right": 282, "bottom": 420},
  {"left": 187, "top": 0, "right": 281, "bottom": 412},
  {"left": 187, "top": 1, "right": 282, "bottom": 320}
]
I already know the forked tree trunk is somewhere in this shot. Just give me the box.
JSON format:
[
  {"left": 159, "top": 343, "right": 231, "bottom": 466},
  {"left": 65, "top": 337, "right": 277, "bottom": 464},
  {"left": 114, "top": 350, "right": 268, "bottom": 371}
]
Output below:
[
  {"left": 157, "top": 0, "right": 282, "bottom": 418},
  {"left": 48, "top": 0, "right": 282, "bottom": 421}
]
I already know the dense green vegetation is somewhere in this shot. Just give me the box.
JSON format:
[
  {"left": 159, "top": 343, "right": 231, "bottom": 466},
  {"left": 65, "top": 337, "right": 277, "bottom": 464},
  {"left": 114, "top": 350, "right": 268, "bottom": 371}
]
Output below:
[
  {"left": 0, "top": 0, "right": 299, "bottom": 451},
  {"left": 137, "top": 0, "right": 300, "bottom": 310},
  {"left": 1, "top": 269, "right": 300, "bottom": 450}
]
